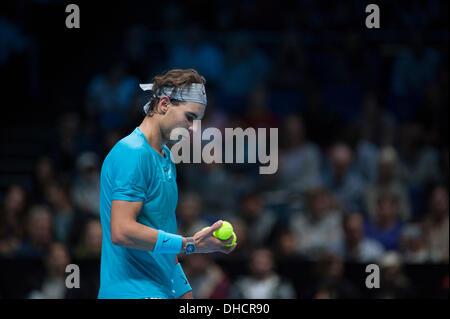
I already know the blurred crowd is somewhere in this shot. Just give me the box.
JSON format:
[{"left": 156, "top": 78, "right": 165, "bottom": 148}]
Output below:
[{"left": 0, "top": 0, "right": 448, "bottom": 299}]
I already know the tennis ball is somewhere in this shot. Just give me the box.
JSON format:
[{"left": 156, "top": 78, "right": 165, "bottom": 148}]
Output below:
[
  {"left": 224, "top": 231, "right": 237, "bottom": 248},
  {"left": 201, "top": 225, "right": 236, "bottom": 247},
  {"left": 213, "top": 221, "right": 233, "bottom": 240}
]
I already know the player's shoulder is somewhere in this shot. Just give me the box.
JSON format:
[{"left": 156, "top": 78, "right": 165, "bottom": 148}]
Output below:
[{"left": 109, "top": 129, "right": 151, "bottom": 161}]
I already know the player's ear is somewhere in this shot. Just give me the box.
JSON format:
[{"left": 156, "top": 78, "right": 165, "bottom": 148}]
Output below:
[{"left": 158, "top": 96, "right": 170, "bottom": 114}]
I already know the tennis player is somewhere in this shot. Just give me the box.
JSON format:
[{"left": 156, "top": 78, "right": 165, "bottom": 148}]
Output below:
[{"left": 97, "top": 69, "right": 235, "bottom": 299}]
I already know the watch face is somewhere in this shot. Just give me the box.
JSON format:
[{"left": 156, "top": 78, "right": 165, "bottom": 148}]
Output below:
[{"left": 186, "top": 244, "right": 195, "bottom": 254}]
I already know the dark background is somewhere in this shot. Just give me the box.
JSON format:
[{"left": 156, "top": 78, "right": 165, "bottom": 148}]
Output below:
[{"left": 0, "top": 0, "right": 448, "bottom": 299}]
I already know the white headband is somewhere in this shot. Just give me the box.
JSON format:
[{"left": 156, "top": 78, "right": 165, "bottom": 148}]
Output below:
[{"left": 140, "top": 83, "right": 207, "bottom": 114}]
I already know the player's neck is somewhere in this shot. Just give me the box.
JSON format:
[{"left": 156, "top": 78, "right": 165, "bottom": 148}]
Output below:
[{"left": 139, "top": 116, "right": 166, "bottom": 157}]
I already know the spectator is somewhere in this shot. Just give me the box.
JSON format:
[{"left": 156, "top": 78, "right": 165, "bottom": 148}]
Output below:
[
  {"left": 273, "top": 227, "right": 298, "bottom": 262},
  {"left": 390, "top": 32, "right": 441, "bottom": 97},
  {"left": 322, "top": 143, "right": 365, "bottom": 213},
  {"left": 72, "top": 152, "right": 101, "bottom": 216},
  {"left": 278, "top": 114, "right": 322, "bottom": 197},
  {"left": 289, "top": 187, "right": 343, "bottom": 261},
  {"left": 364, "top": 192, "right": 404, "bottom": 251},
  {"left": 166, "top": 24, "right": 225, "bottom": 86},
  {"left": 422, "top": 186, "right": 449, "bottom": 263},
  {"left": 85, "top": 61, "right": 139, "bottom": 132},
  {"left": 182, "top": 254, "right": 231, "bottom": 299},
  {"left": 230, "top": 248, "right": 296, "bottom": 299},
  {"left": 364, "top": 146, "right": 411, "bottom": 221},
  {"left": 373, "top": 252, "right": 415, "bottom": 299},
  {"left": 28, "top": 242, "right": 71, "bottom": 299},
  {"left": 0, "top": 184, "right": 29, "bottom": 257},
  {"left": 176, "top": 192, "right": 209, "bottom": 237},
  {"left": 354, "top": 91, "right": 396, "bottom": 182},
  {"left": 327, "top": 213, "right": 384, "bottom": 263},
  {"left": 399, "top": 223, "right": 430, "bottom": 264},
  {"left": 44, "top": 179, "right": 79, "bottom": 247},
  {"left": 50, "top": 112, "right": 83, "bottom": 173},
  {"left": 398, "top": 123, "right": 440, "bottom": 216},
  {"left": 243, "top": 85, "right": 280, "bottom": 130},
  {"left": 310, "top": 252, "right": 360, "bottom": 299},
  {"left": 73, "top": 217, "right": 103, "bottom": 260},
  {"left": 32, "top": 156, "right": 56, "bottom": 204},
  {"left": 15, "top": 205, "right": 53, "bottom": 258},
  {"left": 220, "top": 32, "right": 271, "bottom": 102},
  {"left": 237, "top": 191, "right": 278, "bottom": 247}
]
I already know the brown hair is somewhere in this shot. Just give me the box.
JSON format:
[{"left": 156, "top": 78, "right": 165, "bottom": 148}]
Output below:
[{"left": 145, "top": 68, "right": 206, "bottom": 116}]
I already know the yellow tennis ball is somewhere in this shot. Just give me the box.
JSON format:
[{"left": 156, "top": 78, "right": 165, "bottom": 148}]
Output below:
[
  {"left": 224, "top": 231, "right": 237, "bottom": 248},
  {"left": 213, "top": 221, "right": 233, "bottom": 240}
]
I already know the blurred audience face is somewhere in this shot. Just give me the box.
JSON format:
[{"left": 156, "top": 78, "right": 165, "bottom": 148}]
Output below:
[
  {"left": 308, "top": 189, "right": 331, "bottom": 220},
  {"left": 4, "top": 184, "right": 27, "bottom": 215},
  {"left": 316, "top": 253, "right": 344, "bottom": 281},
  {"left": 377, "top": 147, "right": 398, "bottom": 183},
  {"left": 277, "top": 230, "right": 296, "bottom": 257},
  {"left": 184, "top": 253, "right": 210, "bottom": 276},
  {"left": 344, "top": 214, "right": 364, "bottom": 245},
  {"left": 59, "top": 112, "right": 79, "bottom": 141},
  {"left": 76, "top": 152, "right": 100, "bottom": 182},
  {"left": 249, "top": 248, "right": 274, "bottom": 279},
  {"left": 45, "top": 242, "right": 70, "bottom": 277},
  {"left": 36, "top": 156, "right": 55, "bottom": 185},
  {"left": 241, "top": 194, "right": 264, "bottom": 220},
  {"left": 430, "top": 187, "right": 449, "bottom": 220},
  {"left": 45, "top": 182, "right": 71, "bottom": 210},
  {"left": 83, "top": 219, "right": 103, "bottom": 256},
  {"left": 27, "top": 206, "right": 53, "bottom": 246},
  {"left": 330, "top": 143, "right": 352, "bottom": 180},
  {"left": 178, "top": 193, "right": 201, "bottom": 225},
  {"left": 377, "top": 194, "right": 399, "bottom": 227}
]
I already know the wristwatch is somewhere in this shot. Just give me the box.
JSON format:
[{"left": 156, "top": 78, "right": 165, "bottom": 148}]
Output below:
[{"left": 184, "top": 237, "right": 196, "bottom": 255}]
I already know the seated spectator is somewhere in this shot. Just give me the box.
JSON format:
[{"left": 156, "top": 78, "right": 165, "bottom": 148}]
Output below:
[
  {"left": 354, "top": 91, "right": 396, "bottom": 183},
  {"left": 399, "top": 223, "right": 430, "bottom": 264},
  {"left": 289, "top": 187, "right": 343, "bottom": 261},
  {"left": 85, "top": 60, "right": 139, "bottom": 132},
  {"left": 28, "top": 242, "right": 71, "bottom": 299},
  {"left": 372, "top": 252, "right": 416, "bottom": 299},
  {"left": 278, "top": 114, "right": 322, "bottom": 197},
  {"left": 364, "top": 146, "right": 411, "bottom": 221},
  {"left": 182, "top": 254, "right": 231, "bottom": 299},
  {"left": 15, "top": 205, "right": 53, "bottom": 258},
  {"left": 273, "top": 227, "right": 298, "bottom": 262},
  {"left": 220, "top": 32, "right": 271, "bottom": 102},
  {"left": 398, "top": 123, "right": 440, "bottom": 216},
  {"left": 422, "top": 186, "right": 449, "bottom": 263},
  {"left": 237, "top": 191, "right": 278, "bottom": 247},
  {"left": 73, "top": 217, "right": 103, "bottom": 260},
  {"left": 310, "top": 252, "right": 360, "bottom": 299},
  {"left": 322, "top": 143, "right": 365, "bottom": 213},
  {"left": 72, "top": 152, "right": 101, "bottom": 216},
  {"left": 0, "top": 184, "right": 29, "bottom": 257},
  {"left": 390, "top": 32, "right": 441, "bottom": 97},
  {"left": 364, "top": 192, "right": 404, "bottom": 251},
  {"left": 176, "top": 192, "right": 209, "bottom": 237},
  {"left": 327, "top": 213, "right": 384, "bottom": 263},
  {"left": 32, "top": 156, "right": 56, "bottom": 204},
  {"left": 44, "top": 179, "right": 79, "bottom": 247},
  {"left": 165, "top": 24, "right": 225, "bottom": 86},
  {"left": 243, "top": 85, "right": 280, "bottom": 129},
  {"left": 230, "top": 248, "right": 296, "bottom": 299}
]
